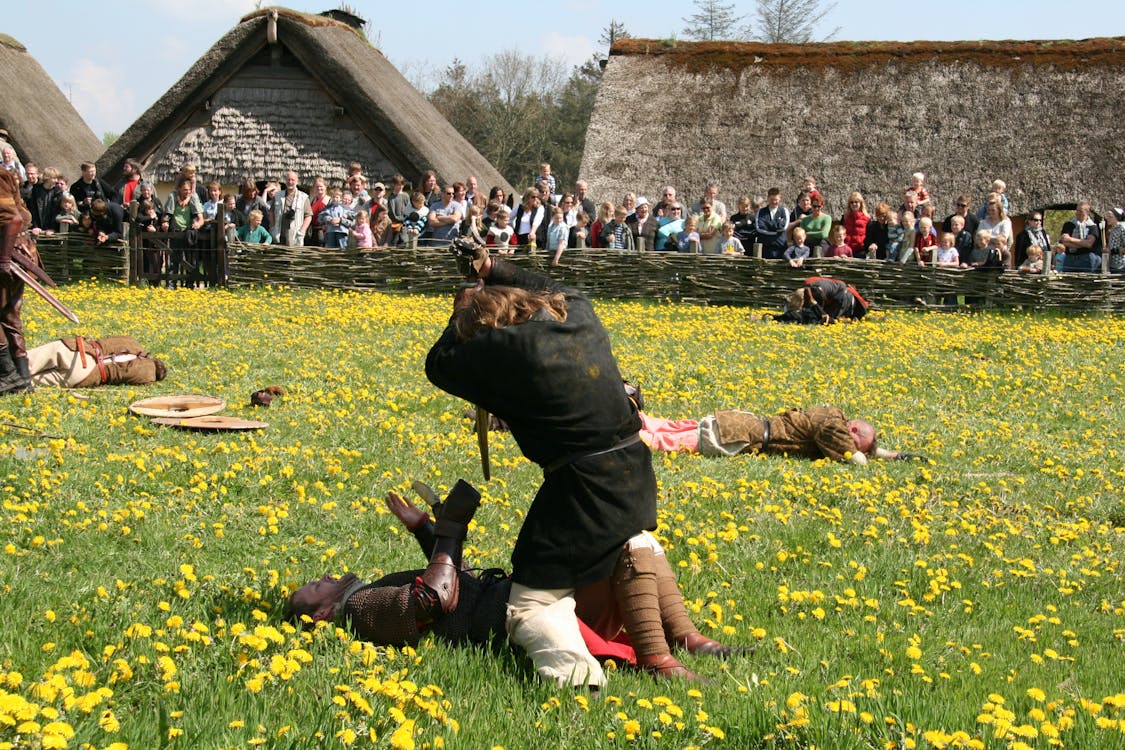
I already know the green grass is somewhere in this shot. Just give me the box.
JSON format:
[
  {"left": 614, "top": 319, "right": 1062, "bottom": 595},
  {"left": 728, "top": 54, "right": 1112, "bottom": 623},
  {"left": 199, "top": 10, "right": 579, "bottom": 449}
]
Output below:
[{"left": 1, "top": 282, "right": 1123, "bottom": 750}]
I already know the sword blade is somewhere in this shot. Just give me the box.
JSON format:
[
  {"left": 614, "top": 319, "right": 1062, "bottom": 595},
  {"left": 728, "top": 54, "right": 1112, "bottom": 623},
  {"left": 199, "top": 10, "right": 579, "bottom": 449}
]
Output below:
[
  {"left": 8, "top": 263, "right": 80, "bottom": 323},
  {"left": 475, "top": 405, "right": 491, "bottom": 481}
]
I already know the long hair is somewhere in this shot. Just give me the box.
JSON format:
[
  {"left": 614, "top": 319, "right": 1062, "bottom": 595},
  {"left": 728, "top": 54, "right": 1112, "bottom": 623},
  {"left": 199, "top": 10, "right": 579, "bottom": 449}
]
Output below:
[{"left": 453, "top": 285, "right": 568, "bottom": 341}]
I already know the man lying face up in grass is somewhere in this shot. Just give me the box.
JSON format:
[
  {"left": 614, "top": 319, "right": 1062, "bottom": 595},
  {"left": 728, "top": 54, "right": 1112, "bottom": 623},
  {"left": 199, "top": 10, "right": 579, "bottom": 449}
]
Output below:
[{"left": 287, "top": 481, "right": 743, "bottom": 682}]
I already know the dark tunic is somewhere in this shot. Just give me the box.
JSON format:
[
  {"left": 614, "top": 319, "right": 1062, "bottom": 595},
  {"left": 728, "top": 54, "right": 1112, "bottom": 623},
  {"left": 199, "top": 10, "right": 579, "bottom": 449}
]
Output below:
[{"left": 426, "top": 260, "right": 658, "bottom": 589}]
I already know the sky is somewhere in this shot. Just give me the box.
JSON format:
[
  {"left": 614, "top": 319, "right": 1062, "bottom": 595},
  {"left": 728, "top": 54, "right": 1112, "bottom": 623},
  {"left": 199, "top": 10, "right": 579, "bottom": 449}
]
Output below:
[{"left": 8, "top": 0, "right": 1123, "bottom": 141}]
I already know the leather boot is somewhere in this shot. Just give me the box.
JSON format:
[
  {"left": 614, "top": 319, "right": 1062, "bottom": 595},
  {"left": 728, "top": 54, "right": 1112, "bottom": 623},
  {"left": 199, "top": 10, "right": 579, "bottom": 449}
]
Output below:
[
  {"left": 636, "top": 653, "right": 704, "bottom": 681},
  {"left": 652, "top": 550, "right": 747, "bottom": 658},
  {"left": 413, "top": 479, "right": 481, "bottom": 622},
  {"left": 0, "top": 346, "right": 28, "bottom": 395},
  {"left": 13, "top": 357, "right": 33, "bottom": 393},
  {"left": 612, "top": 544, "right": 702, "bottom": 681}
]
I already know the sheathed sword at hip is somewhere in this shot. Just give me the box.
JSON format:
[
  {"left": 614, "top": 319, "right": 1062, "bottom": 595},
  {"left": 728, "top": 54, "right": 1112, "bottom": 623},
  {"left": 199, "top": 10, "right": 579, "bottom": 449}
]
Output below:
[
  {"left": 475, "top": 405, "right": 491, "bottom": 481},
  {"left": 8, "top": 262, "right": 80, "bottom": 324}
]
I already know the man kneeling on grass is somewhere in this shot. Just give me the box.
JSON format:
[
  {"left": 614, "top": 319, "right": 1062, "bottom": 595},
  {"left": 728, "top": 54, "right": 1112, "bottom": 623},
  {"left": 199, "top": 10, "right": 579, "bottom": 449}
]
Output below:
[{"left": 287, "top": 480, "right": 742, "bottom": 682}]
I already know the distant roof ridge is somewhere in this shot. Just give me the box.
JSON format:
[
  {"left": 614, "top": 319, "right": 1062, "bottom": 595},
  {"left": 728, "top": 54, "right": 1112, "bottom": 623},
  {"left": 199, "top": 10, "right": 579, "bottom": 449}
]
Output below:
[
  {"left": 0, "top": 34, "right": 27, "bottom": 52},
  {"left": 610, "top": 36, "right": 1125, "bottom": 72}
]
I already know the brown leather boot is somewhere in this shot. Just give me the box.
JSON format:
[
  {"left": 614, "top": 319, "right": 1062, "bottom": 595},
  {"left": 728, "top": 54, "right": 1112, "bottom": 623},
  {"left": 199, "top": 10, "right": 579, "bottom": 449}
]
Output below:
[
  {"left": 0, "top": 346, "right": 28, "bottom": 395},
  {"left": 636, "top": 653, "right": 704, "bottom": 681},
  {"left": 413, "top": 480, "right": 480, "bottom": 621},
  {"left": 652, "top": 549, "right": 747, "bottom": 658}
]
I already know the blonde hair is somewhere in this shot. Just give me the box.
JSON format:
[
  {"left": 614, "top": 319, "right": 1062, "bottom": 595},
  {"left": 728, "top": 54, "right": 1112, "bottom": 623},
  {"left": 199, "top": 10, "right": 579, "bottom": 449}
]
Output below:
[{"left": 453, "top": 286, "right": 567, "bottom": 341}]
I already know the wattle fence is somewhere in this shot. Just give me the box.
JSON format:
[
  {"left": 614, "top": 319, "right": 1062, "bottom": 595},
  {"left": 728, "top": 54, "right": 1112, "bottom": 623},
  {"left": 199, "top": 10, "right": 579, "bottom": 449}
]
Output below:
[{"left": 33, "top": 233, "right": 1125, "bottom": 311}]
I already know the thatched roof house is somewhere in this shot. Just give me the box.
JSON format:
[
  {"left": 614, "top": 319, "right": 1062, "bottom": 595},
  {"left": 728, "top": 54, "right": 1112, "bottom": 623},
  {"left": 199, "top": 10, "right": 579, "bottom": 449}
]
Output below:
[
  {"left": 98, "top": 8, "right": 510, "bottom": 194},
  {"left": 0, "top": 34, "right": 103, "bottom": 173},
  {"left": 581, "top": 38, "right": 1125, "bottom": 217}
]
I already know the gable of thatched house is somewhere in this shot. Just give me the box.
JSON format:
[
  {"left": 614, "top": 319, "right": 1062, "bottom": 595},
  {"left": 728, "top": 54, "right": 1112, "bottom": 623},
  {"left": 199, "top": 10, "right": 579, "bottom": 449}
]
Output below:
[
  {"left": 581, "top": 38, "right": 1125, "bottom": 218},
  {"left": 97, "top": 8, "right": 511, "bottom": 196},
  {"left": 0, "top": 34, "right": 103, "bottom": 174}
]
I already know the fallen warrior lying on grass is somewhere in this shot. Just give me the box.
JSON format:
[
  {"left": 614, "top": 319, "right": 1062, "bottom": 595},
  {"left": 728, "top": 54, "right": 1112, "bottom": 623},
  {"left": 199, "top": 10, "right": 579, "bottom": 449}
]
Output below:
[{"left": 287, "top": 480, "right": 743, "bottom": 680}]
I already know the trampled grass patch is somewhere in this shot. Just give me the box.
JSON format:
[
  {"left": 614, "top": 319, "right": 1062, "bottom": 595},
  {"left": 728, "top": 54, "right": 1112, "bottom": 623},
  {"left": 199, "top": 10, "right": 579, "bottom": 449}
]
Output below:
[{"left": 1, "top": 281, "right": 1122, "bottom": 749}]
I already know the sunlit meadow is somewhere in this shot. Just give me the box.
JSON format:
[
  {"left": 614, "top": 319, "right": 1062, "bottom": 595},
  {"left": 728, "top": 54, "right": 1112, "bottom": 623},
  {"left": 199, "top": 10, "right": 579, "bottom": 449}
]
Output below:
[{"left": 1, "top": 281, "right": 1122, "bottom": 750}]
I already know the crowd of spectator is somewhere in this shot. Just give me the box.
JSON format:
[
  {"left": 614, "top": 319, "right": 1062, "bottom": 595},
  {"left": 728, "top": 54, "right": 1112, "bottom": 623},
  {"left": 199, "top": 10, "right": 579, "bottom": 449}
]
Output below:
[{"left": 5, "top": 133, "right": 1122, "bottom": 279}]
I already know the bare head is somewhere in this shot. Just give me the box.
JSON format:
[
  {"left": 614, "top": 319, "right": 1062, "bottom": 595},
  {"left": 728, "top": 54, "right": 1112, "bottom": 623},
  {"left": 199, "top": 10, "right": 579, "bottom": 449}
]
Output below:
[{"left": 847, "top": 420, "right": 877, "bottom": 454}]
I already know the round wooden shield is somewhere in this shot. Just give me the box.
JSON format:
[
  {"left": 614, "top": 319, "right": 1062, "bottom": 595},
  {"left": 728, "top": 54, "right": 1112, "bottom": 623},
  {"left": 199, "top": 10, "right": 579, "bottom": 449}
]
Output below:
[
  {"left": 130, "top": 394, "right": 226, "bottom": 418},
  {"left": 151, "top": 416, "right": 268, "bottom": 431}
]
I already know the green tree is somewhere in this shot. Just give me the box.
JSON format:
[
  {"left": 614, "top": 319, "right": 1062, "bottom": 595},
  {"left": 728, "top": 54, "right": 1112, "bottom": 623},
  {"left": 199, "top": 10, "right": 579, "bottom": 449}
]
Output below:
[
  {"left": 427, "top": 50, "right": 599, "bottom": 191},
  {"left": 102, "top": 132, "right": 119, "bottom": 147},
  {"left": 682, "top": 0, "right": 744, "bottom": 41},
  {"left": 745, "top": 0, "right": 839, "bottom": 43},
  {"left": 599, "top": 19, "right": 631, "bottom": 50}
]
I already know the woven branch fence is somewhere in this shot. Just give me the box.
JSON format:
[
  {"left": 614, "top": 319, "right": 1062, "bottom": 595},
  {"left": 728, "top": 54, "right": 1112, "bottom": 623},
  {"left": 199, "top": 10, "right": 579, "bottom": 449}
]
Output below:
[
  {"left": 33, "top": 236, "right": 1125, "bottom": 311},
  {"left": 226, "top": 243, "right": 1125, "bottom": 311}
]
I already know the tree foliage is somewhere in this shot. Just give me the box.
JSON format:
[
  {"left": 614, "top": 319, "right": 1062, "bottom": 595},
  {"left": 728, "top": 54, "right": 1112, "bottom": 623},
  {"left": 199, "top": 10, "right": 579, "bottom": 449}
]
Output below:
[
  {"left": 427, "top": 50, "right": 601, "bottom": 192},
  {"left": 745, "top": 0, "right": 839, "bottom": 43},
  {"left": 682, "top": 0, "right": 745, "bottom": 42},
  {"left": 599, "top": 19, "right": 631, "bottom": 49}
]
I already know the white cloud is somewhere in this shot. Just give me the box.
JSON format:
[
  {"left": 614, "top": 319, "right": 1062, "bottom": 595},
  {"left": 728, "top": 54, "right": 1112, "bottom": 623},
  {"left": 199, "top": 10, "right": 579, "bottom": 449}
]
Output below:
[
  {"left": 67, "top": 60, "right": 137, "bottom": 138},
  {"left": 540, "top": 31, "right": 598, "bottom": 68}
]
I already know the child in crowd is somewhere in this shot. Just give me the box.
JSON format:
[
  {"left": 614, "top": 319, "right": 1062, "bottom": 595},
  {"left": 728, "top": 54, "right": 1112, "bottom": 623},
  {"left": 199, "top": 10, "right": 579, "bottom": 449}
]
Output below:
[
  {"left": 351, "top": 209, "right": 373, "bottom": 249},
  {"left": 134, "top": 199, "right": 160, "bottom": 233},
  {"left": 202, "top": 181, "right": 223, "bottom": 222},
  {"left": 824, "top": 223, "right": 852, "bottom": 258},
  {"left": 222, "top": 194, "right": 238, "bottom": 241},
  {"left": 319, "top": 188, "right": 355, "bottom": 249},
  {"left": 1052, "top": 243, "right": 1067, "bottom": 271},
  {"left": 992, "top": 234, "right": 1012, "bottom": 268},
  {"left": 717, "top": 221, "right": 745, "bottom": 256},
  {"left": 547, "top": 207, "right": 568, "bottom": 266},
  {"left": 784, "top": 226, "right": 811, "bottom": 267},
  {"left": 569, "top": 211, "right": 589, "bottom": 248},
  {"left": 370, "top": 204, "right": 393, "bottom": 248},
  {"left": 885, "top": 211, "right": 904, "bottom": 262},
  {"left": 601, "top": 206, "right": 632, "bottom": 250},
  {"left": 235, "top": 210, "right": 272, "bottom": 244},
  {"left": 898, "top": 211, "right": 917, "bottom": 263},
  {"left": 909, "top": 172, "right": 930, "bottom": 206},
  {"left": 977, "top": 180, "right": 1009, "bottom": 219},
  {"left": 488, "top": 208, "right": 514, "bottom": 253},
  {"left": 464, "top": 204, "right": 487, "bottom": 246},
  {"left": 589, "top": 201, "right": 614, "bottom": 249},
  {"left": 965, "top": 229, "right": 1002, "bottom": 268},
  {"left": 950, "top": 214, "right": 974, "bottom": 264},
  {"left": 802, "top": 176, "right": 818, "bottom": 194},
  {"left": 1018, "top": 244, "right": 1044, "bottom": 274},
  {"left": 935, "top": 232, "right": 961, "bottom": 267},
  {"left": 537, "top": 162, "right": 556, "bottom": 196},
  {"left": 676, "top": 216, "right": 701, "bottom": 253},
  {"left": 914, "top": 216, "right": 938, "bottom": 265},
  {"left": 55, "top": 194, "right": 81, "bottom": 230},
  {"left": 403, "top": 192, "right": 429, "bottom": 243}
]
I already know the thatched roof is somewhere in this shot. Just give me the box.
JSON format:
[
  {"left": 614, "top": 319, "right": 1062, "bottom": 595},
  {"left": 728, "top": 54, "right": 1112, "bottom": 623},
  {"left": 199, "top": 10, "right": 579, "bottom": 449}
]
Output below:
[
  {"left": 0, "top": 34, "right": 103, "bottom": 172},
  {"left": 97, "top": 9, "right": 510, "bottom": 192},
  {"left": 581, "top": 37, "right": 1125, "bottom": 218}
]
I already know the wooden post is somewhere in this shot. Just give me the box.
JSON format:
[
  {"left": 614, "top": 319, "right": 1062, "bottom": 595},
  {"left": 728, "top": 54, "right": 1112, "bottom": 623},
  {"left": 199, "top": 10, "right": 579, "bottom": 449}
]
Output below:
[
  {"left": 689, "top": 238, "right": 701, "bottom": 254},
  {"left": 636, "top": 236, "right": 645, "bottom": 253},
  {"left": 753, "top": 242, "right": 763, "bottom": 259}
]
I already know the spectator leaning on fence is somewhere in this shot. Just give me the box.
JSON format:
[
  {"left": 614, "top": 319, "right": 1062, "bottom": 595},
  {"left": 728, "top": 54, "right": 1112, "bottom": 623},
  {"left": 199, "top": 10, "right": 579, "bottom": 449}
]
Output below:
[
  {"left": 1058, "top": 201, "right": 1102, "bottom": 273},
  {"left": 271, "top": 170, "right": 312, "bottom": 246}
]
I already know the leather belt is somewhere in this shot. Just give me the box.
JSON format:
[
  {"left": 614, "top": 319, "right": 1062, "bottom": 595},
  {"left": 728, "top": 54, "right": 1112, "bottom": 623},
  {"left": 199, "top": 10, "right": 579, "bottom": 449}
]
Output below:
[{"left": 543, "top": 433, "right": 642, "bottom": 476}]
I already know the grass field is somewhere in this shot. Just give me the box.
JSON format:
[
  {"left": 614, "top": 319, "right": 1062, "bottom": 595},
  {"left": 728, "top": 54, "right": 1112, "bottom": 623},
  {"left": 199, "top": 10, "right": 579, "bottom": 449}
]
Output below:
[{"left": 1, "top": 281, "right": 1122, "bottom": 750}]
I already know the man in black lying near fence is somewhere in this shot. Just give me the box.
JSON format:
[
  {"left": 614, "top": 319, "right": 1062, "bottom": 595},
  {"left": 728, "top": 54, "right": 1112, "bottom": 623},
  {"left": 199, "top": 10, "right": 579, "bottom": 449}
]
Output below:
[{"left": 288, "top": 481, "right": 741, "bottom": 681}]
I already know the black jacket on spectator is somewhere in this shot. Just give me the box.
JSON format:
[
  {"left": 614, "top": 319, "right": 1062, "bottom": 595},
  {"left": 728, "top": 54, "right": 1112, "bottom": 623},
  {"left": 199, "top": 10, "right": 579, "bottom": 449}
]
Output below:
[
  {"left": 729, "top": 211, "right": 757, "bottom": 252},
  {"left": 1014, "top": 226, "right": 1051, "bottom": 267},
  {"left": 863, "top": 219, "right": 890, "bottom": 260},
  {"left": 91, "top": 202, "right": 125, "bottom": 245},
  {"left": 70, "top": 177, "right": 114, "bottom": 212},
  {"left": 29, "top": 183, "right": 63, "bottom": 232}
]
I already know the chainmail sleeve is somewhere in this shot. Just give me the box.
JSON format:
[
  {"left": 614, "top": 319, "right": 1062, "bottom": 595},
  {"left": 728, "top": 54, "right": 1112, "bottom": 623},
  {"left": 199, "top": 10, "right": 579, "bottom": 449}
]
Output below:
[{"left": 339, "top": 570, "right": 511, "bottom": 648}]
